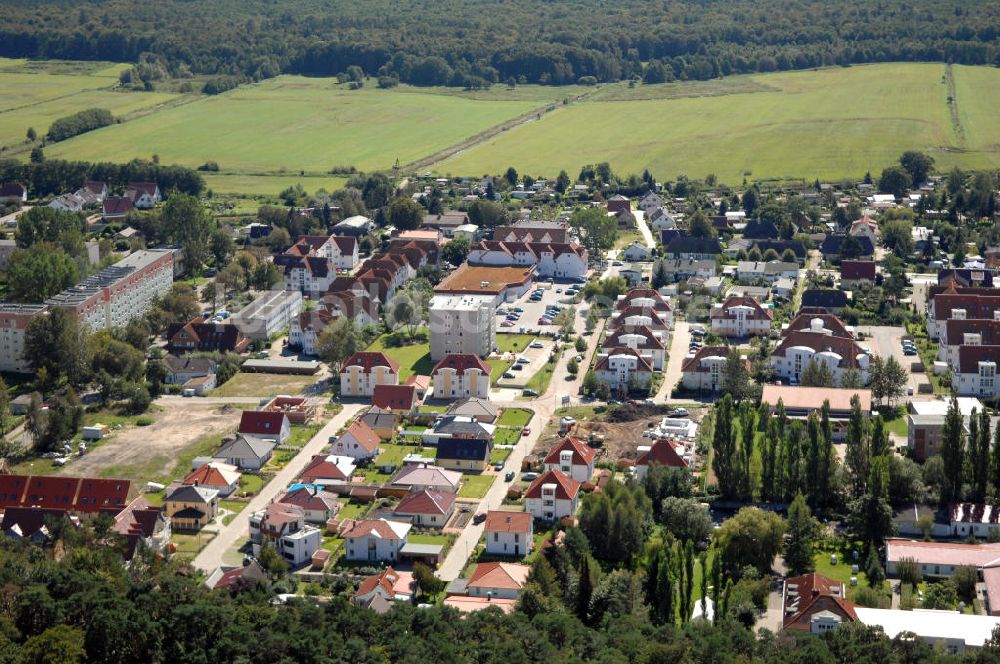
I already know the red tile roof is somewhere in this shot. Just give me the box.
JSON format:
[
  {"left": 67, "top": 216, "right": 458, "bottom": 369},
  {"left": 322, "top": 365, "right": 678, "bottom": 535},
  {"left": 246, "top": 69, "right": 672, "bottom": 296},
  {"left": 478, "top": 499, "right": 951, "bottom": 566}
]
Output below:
[
  {"left": 524, "top": 469, "right": 580, "bottom": 500},
  {"left": 432, "top": 354, "right": 492, "bottom": 376},
  {"left": 782, "top": 573, "right": 857, "bottom": 632},
  {"left": 594, "top": 346, "right": 653, "bottom": 372},
  {"left": 372, "top": 384, "right": 419, "bottom": 411},
  {"left": 0, "top": 475, "right": 132, "bottom": 513},
  {"left": 616, "top": 288, "right": 673, "bottom": 313},
  {"left": 394, "top": 489, "right": 456, "bottom": 516},
  {"left": 709, "top": 295, "right": 773, "bottom": 321},
  {"left": 543, "top": 437, "right": 596, "bottom": 467},
  {"left": 484, "top": 511, "right": 532, "bottom": 534},
  {"left": 958, "top": 345, "right": 1000, "bottom": 374},
  {"left": 238, "top": 411, "right": 288, "bottom": 437},
  {"left": 840, "top": 260, "right": 876, "bottom": 281},
  {"left": 680, "top": 345, "right": 731, "bottom": 373},
  {"left": 944, "top": 318, "right": 1000, "bottom": 347},
  {"left": 278, "top": 486, "right": 342, "bottom": 513},
  {"left": 603, "top": 325, "right": 666, "bottom": 350},
  {"left": 102, "top": 196, "right": 134, "bottom": 216},
  {"left": 342, "top": 519, "right": 408, "bottom": 540},
  {"left": 772, "top": 330, "right": 866, "bottom": 369},
  {"left": 182, "top": 463, "right": 239, "bottom": 489},
  {"left": 299, "top": 455, "right": 352, "bottom": 483},
  {"left": 355, "top": 566, "right": 414, "bottom": 599},
  {"left": 342, "top": 351, "right": 400, "bottom": 375},
  {"left": 637, "top": 440, "right": 688, "bottom": 468},
  {"left": 783, "top": 312, "right": 854, "bottom": 339},
  {"left": 468, "top": 562, "right": 530, "bottom": 591},
  {"left": 341, "top": 420, "right": 381, "bottom": 454}
]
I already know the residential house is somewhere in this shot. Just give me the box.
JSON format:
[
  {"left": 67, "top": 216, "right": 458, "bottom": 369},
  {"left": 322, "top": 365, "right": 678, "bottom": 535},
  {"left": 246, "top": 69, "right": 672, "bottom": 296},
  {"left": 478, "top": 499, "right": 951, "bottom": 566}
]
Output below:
[
  {"left": 238, "top": 411, "right": 290, "bottom": 444},
  {"left": 164, "top": 484, "right": 219, "bottom": 531},
  {"left": 939, "top": 319, "right": 1000, "bottom": 370},
  {"left": 953, "top": 346, "right": 1000, "bottom": 398},
  {"left": 340, "top": 351, "right": 400, "bottom": 397},
  {"left": 907, "top": 398, "right": 983, "bottom": 461},
  {"left": 432, "top": 354, "right": 492, "bottom": 400},
  {"left": 664, "top": 237, "right": 722, "bottom": 261},
  {"left": 342, "top": 518, "right": 411, "bottom": 562},
  {"left": 421, "top": 415, "right": 495, "bottom": 446},
  {"left": 770, "top": 331, "right": 871, "bottom": 385},
  {"left": 742, "top": 219, "right": 781, "bottom": 240},
  {"left": 330, "top": 420, "right": 381, "bottom": 460},
  {"left": 0, "top": 475, "right": 133, "bottom": 514},
  {"left": 656, "top": 259, "right": 717, "bottom": 282},
  {"left": 360, "top": 407, "right": 398, "bottom": 440},
  {"left": 277, "top": 486, "right": 342, "bottom": 524},
  {"left": 929, "top": 288, "right": 1000, "bottom": 340},
  {"left": 681, "top": 346, "right": 736, "bottom": 393},
  {"left": 594, "top": 347, "right": 653, "bottom": 394},
  {"left": 392, "top": 489, "right": 456, "bottom": 527},
  {"left": 634, "top": 440, "right": 688, "bottom": 482},
  {"left": 801, "top": 289, "right": 849, "bottom": 313},
  {"left": 332, "top": 215, "right": 374, "bottom": 237},
  {"left": 163, "top": 355, "right": 217, "bottom": 395},
  {"left": 48, "top": 192, "right": 85, "bottom": 213},
  {"left": 372, "top": 384, "right": 420, "bottom": 416},
  {"left": 126, "top": 182, "right": 161, "bottom": 208},
  {"left": 483, "top": 511, "right": 533, "bottom": 557},
  {"left": 602, "top": 325, "right": 666, "bottom": 370},
  {"left": 840, "top": 260, "right": 877, "bottom": 287},
  {"left": 111, "top": 496, "right": 171, "bottom": 559},
  {"left": 0, "top": 182, "right": 27, "bottom": 204},
  {"left": 781, "top": 573, "right": 857, "bottom": 635},
  {"left": 542, "top": 437, "right": 596, "bottom": 484},
  {"left": 820, "top": 234, "right": 874, "bottom": 263},
  {"left": 735, "top": 261, "right": 799, "bottom": 284},
  {"left": 166, "top": 318, "right": 251, "bottom": 354},
  {"left": 390, "top": 463, "right": 462, "bottom": 493},
  {"left": 623, "top": 241, "right": 652, "bottom": 261},
  {"left": 638, "top": 191, "right": 664, "bottom": 213},
  {"left": 182, "top": 462, "right": 240, "bottom": 497},
  {"left": 281, "top": 255, "right": 334, "bottom": 294},
  {"left": 213, "top": 435, "right": 276, "bottom": 471},
  {"left": 466, "top": 562, "right": 530, "bottom": 600},
  {"left": 772, "top": 277, "right": 797, "bottom": 299},
  {"left": 649, "top": 208, "right": 677, "bottom": 231},
  {"left": 524, "top": 469, "right": 580, "bottom": 521},
  {"left": 848, "top": 215, "right": 879, "bottom": 244},
  {"left": 467, "top": 239, "right": 587, "bottom": 279},
  {"left": 80, "top": 181, "right": 107, "bottom": 203},
  {"left": 435, "top": 437, "right": 490, "bottom": 472},
  {"left": 102, "top": 196, "right": 134, "bottom": 221},
  {"left": 710, "top": 296, "right": 773, "bottom": 337},
  {"left": 444, "top": 397, "right": 499, "bottom": 424},
  {"left": 207, "top": 560, "right": 269, "bottom": 592},
  {"left": 606, "top": 194, "right": 631, "bottom": 215},
  {"left": 782, "top": 311, "right": 855, "bottom": 339},
  {"left": 298, "top": 454, "right": 356, "bottom": 484},
  {"left": 248, "top": 503, "right": 321, "bottom": 566},
  {"left": 1, "top": 508, "right": 73, "bottom": 544},
  {"left": 939, "top": 269, "right": 993, "bottom": 289},
  {"left": 353, "top": 567, "right": 416, "bottom": 612},
  {"left": 422, "top": 211, "right": 470, "bottom": 237},
  {"left": 761, "top": 385, "right": 872, "bottom": 441}
]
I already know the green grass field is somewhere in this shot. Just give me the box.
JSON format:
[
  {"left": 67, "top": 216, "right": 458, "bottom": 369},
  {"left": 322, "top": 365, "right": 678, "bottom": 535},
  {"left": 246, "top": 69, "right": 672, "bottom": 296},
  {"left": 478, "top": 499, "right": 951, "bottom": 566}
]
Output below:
[
  {"left": 365, "top": 335, "right": 434, "bottom": 380},
  {"left": 458, "top": 474, "right": 495, "bottom": 499},
  {"left": 202, "top": 173, "right": 348, "bottom": 195},
  {"left": 46, "top": 76, "right": 546, "bottom": 174},
  {"left": 0, "top": 57, "right": 179, "bottom": 152},
  {"left": 439, "top": 63, "right": 1000, "bottom": 182}
]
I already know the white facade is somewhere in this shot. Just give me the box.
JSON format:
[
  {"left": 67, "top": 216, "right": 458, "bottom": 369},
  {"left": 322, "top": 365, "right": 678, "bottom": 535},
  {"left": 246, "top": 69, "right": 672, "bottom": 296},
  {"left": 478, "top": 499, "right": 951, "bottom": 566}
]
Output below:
[
  {"left": 344, "top": 520, "right": 411, "bottom": 562},
  {"left": 231, "top": 290, "right": 303, "bottom": 340},
  {"left": 954, "top": 361, "right": 1000, "bottom": 398},
  {"left": 770, "top": 346, "right": 870, "bottom": 385},
  {"left": 543, "top": 450, "right": 594, "bottom": 485},
  {"left": 623, "top": 242, "right": 652, "bottom": 261},
  {"left": 0, "top": 303, "right": 48, "bottom": 373},
  {"left": 681, "top": 351, "right": 728, "bottom": 392},
  {"left": 710, "top": 303, "right": 772, "bottom": 337},
  {"left": 429, "top": 295, "right": 496, "bottom": 361},
  {"left": 340, "top": 363, "right": 398, "bottom": 397},
  {"left": 526, "top": 486, "right": 578, "bottom": 521},
  {"left": 638, "top": 192, "right": 664, "bottom": 213},
  {"left": 595, "top": 352, "right": 653, "bottom": 391}
]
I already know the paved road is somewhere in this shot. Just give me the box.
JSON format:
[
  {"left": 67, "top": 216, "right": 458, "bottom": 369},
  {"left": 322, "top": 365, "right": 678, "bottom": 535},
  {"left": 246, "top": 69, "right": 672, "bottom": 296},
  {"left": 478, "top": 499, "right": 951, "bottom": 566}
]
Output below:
[
  {"left": 908, "top": 272, "right": 937, "bottom": 315},
  {"left": 856, "top": 325, "right": 929, "bottom": 393},
  {"left": 633, "top": 210, "right": 656, "bottom": 249},
  {"left": 657, "top": 321, "right": 691, "bottom": 402},
  {"left": 191, "top": 402, "right": 365, "bottom": 572}
]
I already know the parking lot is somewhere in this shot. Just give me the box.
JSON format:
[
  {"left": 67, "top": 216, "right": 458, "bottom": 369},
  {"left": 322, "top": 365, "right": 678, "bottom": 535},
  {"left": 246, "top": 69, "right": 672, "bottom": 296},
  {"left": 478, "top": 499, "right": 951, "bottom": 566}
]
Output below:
[
  {"left": 496, "top": 279, "right": 584, "bottom": 336},
  {"left": 856, "top": 325, "right": 930, "bottom": 394},
  {"left": 496, "top": 337, "right": 554, "bottom": 388}
]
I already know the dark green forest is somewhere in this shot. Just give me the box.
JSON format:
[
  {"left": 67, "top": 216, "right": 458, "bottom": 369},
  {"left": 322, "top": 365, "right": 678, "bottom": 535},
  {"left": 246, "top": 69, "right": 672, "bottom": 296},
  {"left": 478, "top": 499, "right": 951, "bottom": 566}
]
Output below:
[{"left": 0, "top": 0, "right": 998, "bottom": 87}]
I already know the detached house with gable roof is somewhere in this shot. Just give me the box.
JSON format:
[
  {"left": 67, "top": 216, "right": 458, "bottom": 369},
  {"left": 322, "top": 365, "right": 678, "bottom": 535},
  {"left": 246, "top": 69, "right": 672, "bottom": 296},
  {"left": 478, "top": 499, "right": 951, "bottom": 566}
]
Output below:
[
  {"left": 525, "top": 469, "right": 580, "bottom": 521},
  {"left": 298, "top": 454, "right": 356, "bottom": 484},
  {"left": 432, "top": 353, "right": 492, "bottom": 399},
  {"left": 543, "top": 437, "right": 596, "bottom": 484},
  {"left": 353, "top": 567, "right": 416, "bottom": 612},
  {"left": 330, "top": 420, "right": 381, "bottom": 460},
  {"left": 634, "top": 439, "right": 688, "bottom": 481},
  {"left": 710, "top": 296, "right": 773, "bottom": 338},
  {"left": 182, "top": 462, "right": 240, "bottom": 497},
  {"left": 484, "top": 511, "right": 533, "bottom": 557},
  {"left": 466, "top": 562, "right": 530, "bottom": 600},
  {"left": 213, "top": 434, "right": 275, "bottom": 471},
  {"left": 164, "top": 484, "right": 219, "bottom": 531},
  {"left": 277, "top": 486, "right": 342, "bottom": 524},
  {"left": 248, "top": 503, "right": 321, "bottom": 566},
  {"left": 126, "top": 182, "right": 161, "bottom": 208},
  {"left": 681, "top": 345, "right": 735, "bottom": 393},
  {"left": 343, "top": 518, "right": 412, "bottom": 562},
  {"left": 392, "top": 489, "right": 456, "bottom": 527},
  {"left": 372, "top": 384, "right": 420, "bottom": 416},
  {"left": 782, "top": 573, "right": 858, "bottom": 635},
  {"left": 238, "top": 411, "right": 290, "bottom": 444},
  {"left": 340, "top": 351, "right": 400, "bottom": 397}
]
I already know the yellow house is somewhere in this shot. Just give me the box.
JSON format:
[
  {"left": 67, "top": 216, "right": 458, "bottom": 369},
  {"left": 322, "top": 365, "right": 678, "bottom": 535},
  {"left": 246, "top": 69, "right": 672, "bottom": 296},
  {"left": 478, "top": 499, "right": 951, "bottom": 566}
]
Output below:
[
  {"left": 340, "top": 351, "right": 400, "bottom": 397},
  {"left": 164, "top": 484, "right": 219, "bottom": 531},
  {"left": 432, "top": 354, "right": 492, "bottom": 400}
]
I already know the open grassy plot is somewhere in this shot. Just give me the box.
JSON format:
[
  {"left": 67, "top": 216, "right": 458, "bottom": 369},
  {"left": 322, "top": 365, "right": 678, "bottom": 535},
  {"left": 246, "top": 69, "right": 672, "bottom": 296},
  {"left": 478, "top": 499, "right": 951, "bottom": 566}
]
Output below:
[
  {"left": 459, "top": 474, "right": 495, "bottom": 499},
  {"left": 211, "top": 372, "right": 318, "bottom": 397},
  {"left": 497, "top": 408, "right": 534, "bottom": 428},
  {"left": 46, "top": 77, "right": 546, "bottom": 174},
  {"left": 488, "top": 359, "right": 513, "bottom": 386},
  {"left": 495, "top": 334, "right": 537, "bottom": 354},
  {"left": 375, "top": 443, "right": 435, "bottom": 468},
  {"left": 439, "top": 63, "right": 1000, "bottom": 182},
  {"left": 366, "top": 335, "right": 434, "bottom": 381},
  {"left": 202, "top": 173, "right": 348, "bottom": 195}
]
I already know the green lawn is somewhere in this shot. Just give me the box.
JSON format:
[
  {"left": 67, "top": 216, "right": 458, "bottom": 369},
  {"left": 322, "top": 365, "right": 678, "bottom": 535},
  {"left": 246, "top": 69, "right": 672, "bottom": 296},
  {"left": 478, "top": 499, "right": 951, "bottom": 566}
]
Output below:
[
  {"left": 497, "top": 408, "right": 534, "bottom": 428},
  {"left": 237, "top": 474, "right": 263, "bottom": 496},
  {"left": 46, "top": 76, "right": 548, "bottom": 174},
  {"left": 518, "top": 358, "right": 558, "bottom": 400},
  {"left": 495, "top": 334, "right": 537, "bottom": 354},
  {"left": 366, "top": 335, "right": 434, "bottom": 381},
  {"left": 490, "top": 447, "right": 513, "bottom": 464},
  {"left": 375, "top": 443, "right": 435, "bottom": 468},
  {"left": 202, "top": 173, "right": 348, "bottom": 195},
  {"left": 884, "top": 415, "right": 909, "bottom": 438},
  {"left": 337, "top": 502, "right": 370, "bottom": 521},
  {"left": 408, "top": 533, "right": 453, "bottom": 546},
  {"left": 458, "top": 474, "right": 495, "bottom": 499},
  {"left": 285, "top": 424, "right": 323, "bottom": 448},
  {"left": 488, "top": 359, "right": 513, "bottom": 386},
  {"left": 493, "top": 429, "right": 522, "bottom": 446},
  {"left": 439, "top": 63, "right": 1000, "bottom": 182},
  {"left": 171, "top": 532, "right": 215, "bottom": 556},
  {"left": 96, "top": 430, "right": 223, "bottom": 488}
]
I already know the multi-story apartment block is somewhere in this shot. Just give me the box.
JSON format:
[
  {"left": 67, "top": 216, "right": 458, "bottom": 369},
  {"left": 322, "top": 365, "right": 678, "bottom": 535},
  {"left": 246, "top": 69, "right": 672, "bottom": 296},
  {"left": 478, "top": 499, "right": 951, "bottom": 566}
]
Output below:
[
  {"left": 0, "top": 304, "right": 48, "bottom": 373},
  {"left": 770, "top": 331, "right": 871, "bottom": 385},
  {"left": 428, "top": 294, "right": 496, "bottom": 361},
  {"left": 681, "top": 345, "right": 734, "bottom": 393},
  {"left": 953, "top": 346, "right": 1000, "bottom": 398},
  {"left": 340, "top": 351, "right": 400, "bottom": 397},
  {"left": 710, "top": 296, "right": 773, "bottom": 338},
  {"left": 230, "top": 290, "right": 303, "bottom": 340}
]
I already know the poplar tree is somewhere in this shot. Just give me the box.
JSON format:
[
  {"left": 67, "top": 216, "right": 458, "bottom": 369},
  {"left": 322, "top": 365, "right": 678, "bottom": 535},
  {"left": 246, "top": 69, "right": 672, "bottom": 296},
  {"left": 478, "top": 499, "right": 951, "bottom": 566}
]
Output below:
[
  {"left": 845, "top": 394, "right": 869, "bottom": 496},
  {"left": 940, "top": 395, "right": 965, "bottom": 505},
  {"left": 713, "top": 395, "right": 737, "bottom": 499}
]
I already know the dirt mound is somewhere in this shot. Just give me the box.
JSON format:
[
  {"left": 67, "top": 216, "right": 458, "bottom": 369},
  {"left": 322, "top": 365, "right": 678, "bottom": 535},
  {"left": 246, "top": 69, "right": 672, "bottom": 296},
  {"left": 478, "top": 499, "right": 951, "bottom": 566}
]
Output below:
[{"left": 605, "top": 403, "right": 674, "bottom": 423}]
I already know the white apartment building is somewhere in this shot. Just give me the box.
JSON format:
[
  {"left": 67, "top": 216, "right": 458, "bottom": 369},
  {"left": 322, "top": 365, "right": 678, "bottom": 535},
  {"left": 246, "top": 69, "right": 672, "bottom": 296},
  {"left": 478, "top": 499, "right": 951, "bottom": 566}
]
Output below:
[
  {"left": 340, "top": 351, "right": 400, "bottom": 397},
  {"left": 231, "top": 290, "right": 303, "bottom": 340},
  {"left": 680, "top": 345, "right": 732, "bottom": 392},
  {"left": 428, "top": 294, "right": 495, "bottom": 361},
  {"left": 0, "top": 303, "right": 48, "bottom": 373},
  {"left": 594, "top": 347, "right": 653, "bottom": 393},
  {"left": 431, "top": 354, "right": 492, "bottom": 399},
  {"left": 770, "top": 331, "right": 871, "bottom": 385},
  {"left": 710, "top": 296, "right": 773, "bottom": 338},
  {"left": 953, "top": 346, "right": 1000, "bottom": 398}
]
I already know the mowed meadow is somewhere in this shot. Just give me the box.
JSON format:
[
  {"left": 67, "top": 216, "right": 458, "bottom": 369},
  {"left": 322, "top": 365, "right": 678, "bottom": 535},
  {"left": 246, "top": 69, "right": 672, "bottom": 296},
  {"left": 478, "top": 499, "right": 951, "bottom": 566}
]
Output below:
[
  {"left": 439, "top": 63, "right": 1000, "bottom": 182},
  {"left": 0, "top": 58, "right": 178, "bottom": 152},
  {"left": 6, "top": 60, "right": 1000, "bottom": 192}
]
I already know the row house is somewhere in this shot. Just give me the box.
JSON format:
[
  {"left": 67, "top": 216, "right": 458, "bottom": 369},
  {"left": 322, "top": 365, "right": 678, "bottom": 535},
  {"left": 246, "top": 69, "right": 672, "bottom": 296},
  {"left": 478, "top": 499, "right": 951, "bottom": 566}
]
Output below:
[
  {"left": 340, "top": 351, "right": 400, "bottom": 397},
  {"left": 493, "top": 222, "right": 571, "bottom": 245},
  {"left": 281, "top": 255, "right": 334, "bottom": 294},
  {"left": 468, "top": 239, "right": 588, "bottom": 279},
  {"left": 612, "top": 305, "right": 671, "bottom": 334},
  {"left": 939, "top": 319, "right": 1000, "bottom": 370},
  {"left": 710, "top": 296, "right": 773, "bottom": 338},
  {"left": 929, "top": 290, "right": 1000, "bottom": 340},
  {"left": 953, "top": 346, "right": 1000, "bottom": 398},
  {"left": 431, "top": 353, "right": 492, "bottom": 399},
  {"left": 735, "top": 260, "right": 799, "bottom": 284},
  {"left": 282, "top": 234, "right": 359, "bottom": 271},
  {"left": 770, "top": 331, "right": 871, "bottom": 385},
  {"left": 681, "top": 345, "right": 735, "bottom": 393}
]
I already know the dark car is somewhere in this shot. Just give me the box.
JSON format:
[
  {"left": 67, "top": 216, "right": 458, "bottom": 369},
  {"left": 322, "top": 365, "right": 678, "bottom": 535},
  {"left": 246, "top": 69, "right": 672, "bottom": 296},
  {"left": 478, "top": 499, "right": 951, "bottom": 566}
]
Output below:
[
  {"left": 505, "top": 471, "right": 515, "bottom": 482},
  {"left": 473, "top": 513, "right": 488, "bottom": 525}
]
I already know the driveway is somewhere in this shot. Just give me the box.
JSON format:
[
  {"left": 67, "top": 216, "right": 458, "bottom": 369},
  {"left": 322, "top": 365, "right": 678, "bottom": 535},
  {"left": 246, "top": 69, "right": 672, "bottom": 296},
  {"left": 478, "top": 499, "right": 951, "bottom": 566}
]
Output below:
[
  {"left": 191, "top": 402, "right": 365, "bottom": 572},
  {"left": 496, "top": 339, "right": 553, "bottom": 389},
  {"left": 633, "top": 210, "right": 656, "bottom": 249},
  {"left": 657, "top": 321, "right": 691, "bottom": 402},
  {"left": 856, "top": 325, "right": 928, "bottom": 394},
  {"left": 907, "top": 272, "right": 937, "bottom": 315}
]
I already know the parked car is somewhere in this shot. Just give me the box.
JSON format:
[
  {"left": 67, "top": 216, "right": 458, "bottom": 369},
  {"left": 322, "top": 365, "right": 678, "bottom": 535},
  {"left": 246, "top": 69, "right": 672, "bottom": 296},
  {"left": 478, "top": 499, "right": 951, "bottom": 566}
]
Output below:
[
  {"left": 501, "top": 321, "right": 514, "bottom": 327},
  {"left": 529, "top": 341, "right": 544, "bottom": 349},
  {"left": 473, "top": 513, "right": 488, "bottom": 524},
  {"left": 493, "top": 462, "right": 505, "bottom": 471},
  {"left": 522, "top": 427, "right": 530, "bottom": 436},
  {"left": 522, "top": 473, "right": 539, "bottom": 482},
  {"left": 510, "top": 364, "right": 523, "bottom": 371},
  {"left": 669, "top": 408, "right": 690, "bottom": 418},
  {"left": 505, "top": 471, "right": 515, "bottom": 482},
  {"left": 523, "top": 389, "right": 539, "bottom": 397},
  {"left": 503, "top": 371, "right": 515, "bottom": 379}
]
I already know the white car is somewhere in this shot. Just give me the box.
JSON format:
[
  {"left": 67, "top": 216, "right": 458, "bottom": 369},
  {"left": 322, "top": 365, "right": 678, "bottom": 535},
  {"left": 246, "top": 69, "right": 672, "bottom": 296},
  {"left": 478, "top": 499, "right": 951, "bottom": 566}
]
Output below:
[{"left": 529, "top": 341, "right": 545, "bottom": 349}]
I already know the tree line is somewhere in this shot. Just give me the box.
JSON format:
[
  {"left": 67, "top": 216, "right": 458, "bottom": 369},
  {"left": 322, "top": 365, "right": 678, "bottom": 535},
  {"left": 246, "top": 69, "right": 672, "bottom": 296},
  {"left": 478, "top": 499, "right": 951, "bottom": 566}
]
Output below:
[
  {"left": 0, "top": 157, "right": 204, "bottom": 199},
  {"left": 0, "top": 0, "right": 998, "bottom": 88},
  {"left": 45, "top": 108, "right": 115, "bottom": 143}
]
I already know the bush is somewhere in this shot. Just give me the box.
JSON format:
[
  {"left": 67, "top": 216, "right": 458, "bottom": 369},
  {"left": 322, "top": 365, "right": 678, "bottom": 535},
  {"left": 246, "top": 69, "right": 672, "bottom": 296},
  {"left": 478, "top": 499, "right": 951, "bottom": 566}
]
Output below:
[
  {"left": 853, "top": 586, "right": 884, "bottom": 608},
  {"left": 197, "top": 161, "right": 220, "bottom": 172},
  {"left": 136, "top": 417, "right": 154, "bottom": 427},
  {"left": 897, "top": 557, "right": 922, "bottom": 587},
  {"left": 47, "top": 108, "right": 114, "bottom": 142},
  {"left": 922, "top": 581, "right": 958, "bottom": 610}
]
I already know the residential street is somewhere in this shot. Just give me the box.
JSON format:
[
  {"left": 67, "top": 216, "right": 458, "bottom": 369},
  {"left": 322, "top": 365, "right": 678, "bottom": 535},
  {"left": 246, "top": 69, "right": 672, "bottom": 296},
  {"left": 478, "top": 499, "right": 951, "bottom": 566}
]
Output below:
[
  {"left": 191, "top": 402, "right": 365, "bottom": 572},
  {"left": 856, "top": 325, "right": 929, "bottom": 393},
  {"left": 633, "top": 210, "right": 656, "bottom": 249},
  {"left": 657, "top": 321, "right": 690, "bottom": 402}
]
